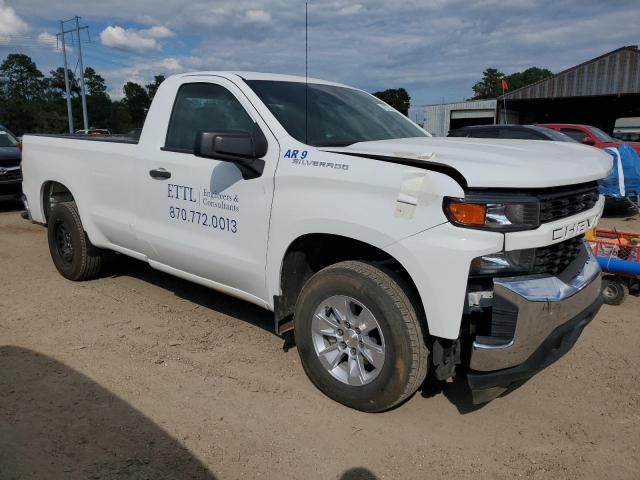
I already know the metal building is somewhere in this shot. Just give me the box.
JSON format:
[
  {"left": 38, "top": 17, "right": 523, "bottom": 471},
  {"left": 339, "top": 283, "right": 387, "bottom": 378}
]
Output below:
[
  {"left": 499, "top": 45, "right": 640, "bottom": 131},
  {"left": 424, "top": 45, "right": 640, "bottom": 136},
  {"left": 424, "top": 99, "right": 497, "bottom": 137}
]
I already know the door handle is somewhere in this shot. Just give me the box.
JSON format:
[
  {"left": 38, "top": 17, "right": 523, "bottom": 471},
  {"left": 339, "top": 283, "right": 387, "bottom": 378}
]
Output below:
[{"left": 149, "top": 168, "right": 171, "bottom": 180}]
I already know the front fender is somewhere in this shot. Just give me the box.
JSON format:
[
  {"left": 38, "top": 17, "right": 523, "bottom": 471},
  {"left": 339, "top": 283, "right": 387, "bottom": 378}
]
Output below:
[{"left": 385, "top": 223, "right": 504, "bottom": 339}]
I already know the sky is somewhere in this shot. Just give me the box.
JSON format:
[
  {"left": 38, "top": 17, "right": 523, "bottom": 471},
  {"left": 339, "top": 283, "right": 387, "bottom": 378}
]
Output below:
[{"left": 1, "top": 0, "right": 639, "bottom": 121}]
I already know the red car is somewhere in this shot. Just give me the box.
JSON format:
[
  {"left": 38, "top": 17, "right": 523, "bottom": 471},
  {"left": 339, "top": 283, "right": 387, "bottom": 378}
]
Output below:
[{"left": 540, "top": 123, "right": 640, "bottom": 156}]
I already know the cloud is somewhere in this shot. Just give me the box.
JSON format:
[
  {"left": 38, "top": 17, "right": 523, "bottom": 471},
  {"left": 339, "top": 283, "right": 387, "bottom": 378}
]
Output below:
[
  {"left": 100, "top": 24, "right": 174, "bottom": 52},
  {"left": 6, "top": 0, "right": 640, "bottom": 108},
  {"left": 244, "top": 9, "right": 272, "bottom": 24},
  {"left": 102, "top": 55, "right": 207, "bottom": 99},
  {"left": 337, "top": 4, "right": 363, "bottom": 15},
  {"left": 0, "top": 0, "right": 28, "bottom": 41},
  {"left": 37, "top": 32, "right": 57, "bottom": 48},
  {"left": 141, "top": 25, "right": 174, "bottom": 39}
]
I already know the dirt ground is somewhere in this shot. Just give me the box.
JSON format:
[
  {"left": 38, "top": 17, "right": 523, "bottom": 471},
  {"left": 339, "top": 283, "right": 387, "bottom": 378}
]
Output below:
[{"left": 1, "top": 201, "right": 639, "bottom": 480}]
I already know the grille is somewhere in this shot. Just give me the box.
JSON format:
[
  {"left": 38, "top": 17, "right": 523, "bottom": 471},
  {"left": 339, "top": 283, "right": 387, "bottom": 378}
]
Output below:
[
  {"left": 0, "top": 169, "right": 22, "bottom": 181},
  {"left": 0, "top": 158, "right": 21, "bottom": 168},
  {"left": 532, "top": 235, "right": 584, "bottom": 276},
  {"left": 538, "top": 183, "right": 599, "bottom": 223}
]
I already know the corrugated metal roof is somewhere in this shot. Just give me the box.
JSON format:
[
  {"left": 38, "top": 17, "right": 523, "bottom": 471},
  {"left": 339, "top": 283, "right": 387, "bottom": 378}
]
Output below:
[
  {"left": 423, "top": 99, "right": 498, "bottom": 109},
  {"left": 501, "top": 46, "right": 640, "bottom": 100}
]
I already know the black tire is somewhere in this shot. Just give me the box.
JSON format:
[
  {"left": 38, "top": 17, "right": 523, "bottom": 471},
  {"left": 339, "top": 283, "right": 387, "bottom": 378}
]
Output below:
[
  {"left": 47, "top": 201, "right": 103, "bottom": 281},
  {"left": 294, "top": 261, "right": 428, "bottom": 412},
  {"left": 601, "top": 276, "right": 628, "bottom": 306}
]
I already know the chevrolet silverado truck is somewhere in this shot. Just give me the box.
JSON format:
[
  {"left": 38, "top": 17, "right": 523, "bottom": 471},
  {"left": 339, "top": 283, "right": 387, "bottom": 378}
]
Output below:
[{"left": 21, "top": 72, "right": 612, "bottom": 412}]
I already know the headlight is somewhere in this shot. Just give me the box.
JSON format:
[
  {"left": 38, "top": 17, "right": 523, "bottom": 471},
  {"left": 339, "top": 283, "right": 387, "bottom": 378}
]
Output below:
[
  {"left": 444, "top": 196, "right": 539, "bottom": 231},
  {"left": 470, "top": 249, "right": 536, "bottom": 276}
]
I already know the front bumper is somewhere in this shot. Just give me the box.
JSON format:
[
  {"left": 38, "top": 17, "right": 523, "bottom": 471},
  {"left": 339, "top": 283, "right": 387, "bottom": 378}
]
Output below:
[
  {"left": 467, "top": 248, "right": 602, "bottom": 404},
  {"left": 0, "top": 176, "right": 23, "bottom": 201}
]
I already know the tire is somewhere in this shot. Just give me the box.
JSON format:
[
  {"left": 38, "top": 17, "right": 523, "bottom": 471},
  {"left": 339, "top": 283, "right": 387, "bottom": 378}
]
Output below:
[
  {"left": 601, "top": 276, "right": 628, "bottom": 306},
  {"left": 293, "top": 261, "right": 428, "bottom": 412},
  {"left": 47, "top": 201, "right": 103, "bottom": 281}
]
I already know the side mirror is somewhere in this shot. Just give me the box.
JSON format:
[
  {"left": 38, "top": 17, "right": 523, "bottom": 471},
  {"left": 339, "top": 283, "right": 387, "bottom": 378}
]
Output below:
[
  {"left": 194, "top": 123, "right": 268, "bottom": 179},
  {"left": 580, "top": 136, "right": 596, "bottom": 146}
]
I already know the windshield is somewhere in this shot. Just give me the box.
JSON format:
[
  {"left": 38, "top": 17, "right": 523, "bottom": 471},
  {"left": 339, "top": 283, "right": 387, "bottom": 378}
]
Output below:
[
  {"left": 0, "top": 128, "right": 18, "bottom": 147},
  {"left": 246, "top": 80, "right": 427, "bottom": 147},
  {"left": 588, "top": 126, "right": 615, "bottom": 143}
]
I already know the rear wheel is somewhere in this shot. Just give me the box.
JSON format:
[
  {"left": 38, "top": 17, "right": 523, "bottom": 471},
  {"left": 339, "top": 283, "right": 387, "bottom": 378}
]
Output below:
[
  {"left": 47, "top": 201, "right": 103, "bottom": 281},
  {"left": 294, "top": 261, "right": 428, "bottom": 412},
  {"left": 601, "top": 276, "right": 628, "bottom": 306}
]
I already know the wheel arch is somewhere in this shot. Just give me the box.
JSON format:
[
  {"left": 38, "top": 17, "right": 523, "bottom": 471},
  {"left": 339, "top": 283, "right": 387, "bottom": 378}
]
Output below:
[
  {"left": 273, "top": 233, "right": 426, "bottom": 337},
  {"left": 41, "top": 180, "right": 75, "bottom": 224}
]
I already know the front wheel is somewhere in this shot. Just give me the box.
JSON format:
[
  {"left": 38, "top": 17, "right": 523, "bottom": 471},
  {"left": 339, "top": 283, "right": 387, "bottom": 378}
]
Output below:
[{"left": 294, "top": 261, "right": 428, "bottom": 412}]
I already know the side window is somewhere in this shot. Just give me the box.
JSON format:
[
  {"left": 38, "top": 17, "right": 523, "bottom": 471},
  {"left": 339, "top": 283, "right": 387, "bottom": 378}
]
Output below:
[
  {"left": 501, "top": 128, "right": 540, "bottom": 140},
  {"left": 560, "top": 128, "right": 588, "bottom": 142},
  {"left": 472, "top": 128, "right": 498, "bottom": 138},
  {"left": 165, "top": 83, "right": 254, "bottom": 152}
]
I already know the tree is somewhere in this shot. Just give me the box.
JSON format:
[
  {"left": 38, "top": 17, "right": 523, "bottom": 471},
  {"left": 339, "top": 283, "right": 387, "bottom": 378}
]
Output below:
[
  {"left": 471, "top": 68, "right": 505, "bottom": 100},
  {"left": 472, "top": 66, "right": 554, "bottom": 99},
  {"left": 372, "top": 88, "right": 411, "bottom": 116},
  {"left": 84, "top": 67, "right": 108, "bottom": 97},
  {"left": 46, "top": 67, "right": 81, "bottom": 98},
  {"left": 122, "top": 81, "right": 151, "bottom": 127},
  {"left": 0, "top": 53, "right": 44, "bottom": 101},
  {"left": 0, "top": 52, "right": 145, "bottom": 135},
  {"left": 504, "top": 67, "right": 553, "bottom": 92},
  {"left": 145, "top": 75, "right": 166, "bottom": 100}
]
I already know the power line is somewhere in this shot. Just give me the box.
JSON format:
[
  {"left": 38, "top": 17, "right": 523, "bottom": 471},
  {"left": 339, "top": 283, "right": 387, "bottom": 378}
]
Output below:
[{"left": 57, "top": 16, "right": 90, "bottom": 133}]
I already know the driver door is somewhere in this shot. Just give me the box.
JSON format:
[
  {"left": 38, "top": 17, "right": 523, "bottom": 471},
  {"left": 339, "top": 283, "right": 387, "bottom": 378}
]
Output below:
[{"left": 136, "top": 77, "right": 279, "bottom": 304}]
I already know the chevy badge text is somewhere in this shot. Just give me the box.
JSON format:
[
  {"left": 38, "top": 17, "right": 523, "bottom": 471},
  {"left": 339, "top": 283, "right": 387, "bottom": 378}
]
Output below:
[{"left": 552, "top": 216, "right": 598, "bottom": 241}]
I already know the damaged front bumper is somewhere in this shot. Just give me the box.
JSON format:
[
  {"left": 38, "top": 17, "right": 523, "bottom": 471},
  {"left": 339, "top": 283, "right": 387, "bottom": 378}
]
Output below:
[{"left": 467, "top": 248, "right": 602, "bottom": 404}]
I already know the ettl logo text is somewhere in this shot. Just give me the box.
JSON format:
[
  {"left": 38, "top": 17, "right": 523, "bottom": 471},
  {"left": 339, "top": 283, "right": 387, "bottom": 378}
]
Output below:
[{"left": 552, "top": 216, "right": 597, "bottom": 241}]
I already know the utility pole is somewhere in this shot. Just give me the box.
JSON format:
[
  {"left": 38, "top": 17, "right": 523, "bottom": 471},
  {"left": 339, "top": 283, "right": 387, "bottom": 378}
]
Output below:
[
  {"left": 75, "top": 16, "right": 89, "bottom": 131},
  {"left": 57, "top": 17, "right": 90, "bottom": 134},
  {"left": 59, "top": 20, "right": 73, "bottom": 134}
]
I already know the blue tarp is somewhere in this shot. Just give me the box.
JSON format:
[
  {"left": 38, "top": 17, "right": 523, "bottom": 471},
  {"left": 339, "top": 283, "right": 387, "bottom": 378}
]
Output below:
[{"left": 600, "top": 144, "right": 640, "bottom": 198}]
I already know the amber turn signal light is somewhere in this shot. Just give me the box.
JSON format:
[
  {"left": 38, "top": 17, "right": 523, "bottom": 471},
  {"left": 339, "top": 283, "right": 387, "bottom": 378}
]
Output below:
[{"left": 447, "top": 202, "right": 486, "bottom": 226}]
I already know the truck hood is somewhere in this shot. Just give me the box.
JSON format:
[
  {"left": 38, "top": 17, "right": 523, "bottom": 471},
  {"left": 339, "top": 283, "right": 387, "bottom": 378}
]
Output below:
[{"left": 325, "top": 137, "right": 613, "bottom": 189}]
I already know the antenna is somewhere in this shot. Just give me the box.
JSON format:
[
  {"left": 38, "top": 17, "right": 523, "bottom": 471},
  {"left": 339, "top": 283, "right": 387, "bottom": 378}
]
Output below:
[{"left": 305, "top": 2, "right": 308, "bottom": 144}]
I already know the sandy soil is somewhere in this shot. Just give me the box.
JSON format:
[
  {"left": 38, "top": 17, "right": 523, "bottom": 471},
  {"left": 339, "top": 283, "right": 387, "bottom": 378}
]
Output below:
[{"left": 1, "top": 202, "right": 639, "bottom": 480}]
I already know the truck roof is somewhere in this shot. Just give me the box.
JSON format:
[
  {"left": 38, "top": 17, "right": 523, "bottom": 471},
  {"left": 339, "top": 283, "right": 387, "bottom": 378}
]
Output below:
[{"left": 178, "top": 71, "right": 351, "bottom": 88}]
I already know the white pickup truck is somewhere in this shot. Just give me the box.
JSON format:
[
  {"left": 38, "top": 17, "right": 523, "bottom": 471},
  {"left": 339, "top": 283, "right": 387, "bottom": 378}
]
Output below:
[{"left": 22, "top": 72, "right": 612, "bottom": 411}]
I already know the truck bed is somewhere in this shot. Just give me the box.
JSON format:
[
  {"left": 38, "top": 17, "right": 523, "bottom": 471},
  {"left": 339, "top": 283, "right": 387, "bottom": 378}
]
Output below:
[{"left": 27, "top": 134, "right": 139, "bottom": 145}]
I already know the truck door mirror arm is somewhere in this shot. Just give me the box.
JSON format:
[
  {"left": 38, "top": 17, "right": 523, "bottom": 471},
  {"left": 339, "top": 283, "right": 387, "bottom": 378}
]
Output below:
[{"left": 194, "top": 123, "right": 267, "bottom": 179}]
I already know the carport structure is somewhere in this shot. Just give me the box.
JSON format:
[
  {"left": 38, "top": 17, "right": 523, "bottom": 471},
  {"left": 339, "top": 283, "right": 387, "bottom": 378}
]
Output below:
[{"left": 499, "top": 46, "right": 640, "bottom": 133}]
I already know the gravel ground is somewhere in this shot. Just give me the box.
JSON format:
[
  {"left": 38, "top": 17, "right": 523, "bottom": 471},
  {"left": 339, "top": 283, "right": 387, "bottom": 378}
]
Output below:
[{"left": 1, "top": 201, "right": 639, "bottom": 480}]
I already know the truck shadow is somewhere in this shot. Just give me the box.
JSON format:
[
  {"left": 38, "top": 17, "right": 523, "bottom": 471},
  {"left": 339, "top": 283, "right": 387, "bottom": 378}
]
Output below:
[
  {"left": 106, "top": 254, "right": 277, "bottom": 337},
  {"left": 0, "top": 345, "right": 216, "bottom": 479},
  {"left": 420, "top": 372, "right": 527, "bottom": 414},
  {"left": 104, "top": 257, "right": 527, "bottom": 414},
  {"left": 339, "top": 467, "right": 379, "bottom": 479}
]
